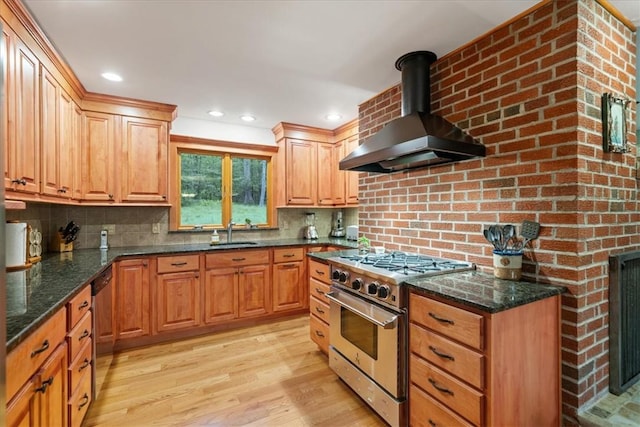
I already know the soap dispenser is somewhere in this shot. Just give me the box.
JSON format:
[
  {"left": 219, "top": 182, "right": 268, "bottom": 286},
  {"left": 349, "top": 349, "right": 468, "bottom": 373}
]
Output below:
[{"left": 210, "top": 229, "right": 220, "bottom": 245}]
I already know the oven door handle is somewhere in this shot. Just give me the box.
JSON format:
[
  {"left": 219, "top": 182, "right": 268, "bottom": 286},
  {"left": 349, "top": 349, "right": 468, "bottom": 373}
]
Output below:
[{"left": 326, "top": 291, "right": 398, "bottom": 329}]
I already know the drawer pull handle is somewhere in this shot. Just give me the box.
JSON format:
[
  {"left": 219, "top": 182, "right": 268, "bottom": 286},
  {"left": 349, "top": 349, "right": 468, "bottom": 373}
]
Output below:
[
  {"left": 315, "top": 269, "right": 325, "bottom": 276},
  {"left": 36, "top": 376, "right": 54, "bottom": 394},
  {"left": 283, "top": 254, "right": 295, "bottom": 258},
  {"left": 79, "top": 330, "right": 90, "bottom": 341},
  {"left": 428, "top": 419, "right": 437, "bottom": 427},
  {"left": 31, "top": 340, "right": 50, "bottom": 357},
  {"left": 282, "top": 264, "right": 296, "bottom": 268},
  {"left": 428, "top": 377, "right": 454, "bottom": 395},
  {"left": 315, "top": 306, "right": 325, "bottom": 314},
  {"left": 315, "top": 288, "right": 325, "bottom": 295},
  {"left": 78, "top": 300, "right": 89, "bottom": 310},
  {"left": 171, "top": 261, "right": 188, "bottom": 266},
  {"left": 428, "top": 312, "right": 455, "bottom": 325},
  {"left": 79, "top": 358, "right": 91, "bottom": 371},
  {"left": 429, "top": 345, "right": 455, "bottom": 361},
  {"left": 315, "top": 330, "right": 325, "bottom": 338},
  {"left": 78, "top": 393, "right": 90, "bottom": 410},
  {"left": 232, "top": 257, "right": 246, "bottom": 261}
]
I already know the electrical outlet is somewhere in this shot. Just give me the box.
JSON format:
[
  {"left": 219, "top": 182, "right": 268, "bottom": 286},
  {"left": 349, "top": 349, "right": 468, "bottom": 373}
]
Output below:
[
  {"left": 152, "top": 223, "right": 160, "bottom": 234},
  {"left": 102, "top": 224, "right": 116, "bottom": 234}
]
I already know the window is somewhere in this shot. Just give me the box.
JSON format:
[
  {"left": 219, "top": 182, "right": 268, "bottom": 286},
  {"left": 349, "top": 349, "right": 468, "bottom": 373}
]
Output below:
[{"left": 169, "top": 136, "right": 277, "bottom": 230}]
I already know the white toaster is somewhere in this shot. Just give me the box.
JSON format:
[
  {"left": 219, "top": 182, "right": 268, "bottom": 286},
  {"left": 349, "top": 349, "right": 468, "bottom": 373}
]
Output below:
[{"left": 346, "top": 225, "right": 359, "bottom": 241}]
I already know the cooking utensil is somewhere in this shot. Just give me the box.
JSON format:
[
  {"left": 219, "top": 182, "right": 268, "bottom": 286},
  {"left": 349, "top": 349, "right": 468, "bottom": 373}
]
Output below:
[
  {"left": 488, "top": 224, "right": 503, "bottom": 251},
  {"left": 519, "top": 220, "right": 540, "bottom": 249},
  {"left": 501, "top": 224, "right": 516, "bottom": 252}
]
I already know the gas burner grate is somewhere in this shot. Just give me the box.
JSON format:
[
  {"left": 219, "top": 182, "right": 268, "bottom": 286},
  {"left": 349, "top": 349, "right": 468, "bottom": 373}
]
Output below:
[{"left": 339, "top": 252, "right": 471, "bottom": 275}]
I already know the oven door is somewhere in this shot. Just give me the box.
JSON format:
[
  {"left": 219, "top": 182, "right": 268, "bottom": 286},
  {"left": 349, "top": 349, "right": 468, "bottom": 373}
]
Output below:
[{"left": 327, "top": 286, "right": 404, "bottom": 398}]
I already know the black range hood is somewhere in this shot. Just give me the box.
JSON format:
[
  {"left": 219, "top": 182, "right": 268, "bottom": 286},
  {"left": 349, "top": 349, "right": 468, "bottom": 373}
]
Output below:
[{"left": 340, "top": 51, "right": 486, "bottom": 173}]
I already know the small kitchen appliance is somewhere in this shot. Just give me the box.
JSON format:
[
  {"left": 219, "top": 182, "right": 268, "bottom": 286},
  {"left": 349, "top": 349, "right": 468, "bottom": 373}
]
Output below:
[
  {"left": 329, "top": 211, "right": 345, "bottom": 238},
  {"left": 303, "top": 212, "right": 319, "bottom": 240},
  {"left": 346, "top": 225, "right": 358, "bottom": 241}
]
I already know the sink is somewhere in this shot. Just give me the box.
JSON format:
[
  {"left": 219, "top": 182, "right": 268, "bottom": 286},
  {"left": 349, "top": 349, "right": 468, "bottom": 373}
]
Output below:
[{"left": 211, "top": 241, "right": 259, "bottom": 247}]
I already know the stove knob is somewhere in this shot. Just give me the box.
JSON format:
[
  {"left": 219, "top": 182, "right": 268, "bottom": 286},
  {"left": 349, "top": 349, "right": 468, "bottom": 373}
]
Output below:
[
  {"left": 338, "top": 271, "right": 350, "bottom": 283},
  {"left": 367, "top": 282, "right": 379, "bottom": 295},
  {"left": 377, "top": 285, "right": 390, "bottom": 299},
  {"left": 351, "top": 278, "right": 363, "bottom": 291},
  {"left": 332, "top": 269, "right": 341, "bottom": 281}
]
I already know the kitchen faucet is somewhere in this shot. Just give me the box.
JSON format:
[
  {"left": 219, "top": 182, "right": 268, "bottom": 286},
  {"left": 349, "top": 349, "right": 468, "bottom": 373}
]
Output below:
[{"left": 227, "top": 221, "right": 235, "bottom": 243}]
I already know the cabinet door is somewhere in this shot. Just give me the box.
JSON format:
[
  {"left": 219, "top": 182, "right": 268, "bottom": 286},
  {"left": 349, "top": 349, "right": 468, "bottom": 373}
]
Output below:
[
  {"left": 121, "top": 116, "right": 168, "bottom": 203},
  {"left": 331, "top": 141, "right": 346, "bottom": 205},
  {"left": 57, "top": 88, "right": 75, "bottom": 196},
  {"left": 2, "top": 24, "right": 15, "bottom": 191},
  {"left": 154, "top": 270, "right": 201, "bottom": 333},
  {"left": 272, "top": 260, "right": 306, "bottom": 312},
  {"left": 203, "top": 267, "right": 239, "bottom": 324},
  {"left": 71, "top": 103, "right": 83, "bottom": 200},
  {"left": 82, "top": 111, "right": 118, "bottom": 202},
  {"left": 40, "top": 67, "right": 61, "bottom": 197},
  {"left": 238, "top": 264, "right": 271, "bottom": 318},
  {"left": 345, "top": 135, "right": 359, "bottom": 205},
  {"left": 37, "top": 343, "right": 68, "bottom": 427},
  {"left": 7, "top": 37, "right": 39, "bottom": 194},
  {"left": 6, "top": 377, "right": 38, "bottom": 427},
  {"left": 116, "top": 258, "right": 150, "bottom": 339},
  {"left": 316, "top": 142, "right": 335, "bottom": 206},
  {"left": 285, "top": 139, "right": 316, "bottom": 205}
]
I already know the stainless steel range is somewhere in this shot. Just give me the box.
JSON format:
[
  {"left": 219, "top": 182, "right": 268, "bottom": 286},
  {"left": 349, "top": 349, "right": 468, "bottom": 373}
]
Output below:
[{"left": 326, "top": 251, "right": 474, "bottom": 427}]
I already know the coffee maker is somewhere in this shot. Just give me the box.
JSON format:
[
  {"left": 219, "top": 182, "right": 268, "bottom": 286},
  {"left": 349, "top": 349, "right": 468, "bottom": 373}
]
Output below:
[
  {"left": 330, "top": 211, "right": 345, "bottom": 238},
  {"left": 303, "top": 212, "right": 319, "bottom": 239}
]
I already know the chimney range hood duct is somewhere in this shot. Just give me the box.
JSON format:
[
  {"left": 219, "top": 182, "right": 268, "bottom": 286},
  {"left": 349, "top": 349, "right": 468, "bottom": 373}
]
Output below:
[{"left": 340, "top": 51, "right": 485, "bottom": 173}]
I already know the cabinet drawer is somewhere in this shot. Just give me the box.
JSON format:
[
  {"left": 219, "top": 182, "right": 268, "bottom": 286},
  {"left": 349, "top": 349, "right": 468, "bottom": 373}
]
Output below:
[
  {"left": 309, "top": 259, "right": 330, "bottom": 284},
  {"left": 310, "top": 314, "right": 329, "bottom": 353},
  {"left": 273, "top": 247, "right": 304, "bottom": 263},
  {"left": 68, "top": 338, "right": 92, "bottom": 396},
  {"left": 410, "top": 323, "right": 484, "bottom": 390},
  {"left": 410, "top": 292, "right": 484, "bottom": 350},
  {"left": 310, "top": 296, "right": 330, "bottom": 324},
  {"left": 68, "top": 311, "right": 92, "bottom": 363},
  {"left": 67, "top": 285, "right": 92, "bottom": 329},
  {"left": 68, "top": 369, "right": 92, "bottom": 427},
  {"left": 157, "top": 254, "right": 200, "bottom": 273},
  {"left": 410, "top": 384, "right": 474, "bottom": 427},
  {"left": 410, "top": 353, "right": 483, "bottom": 426},
  {"left": 309, "top": 277, "right": 331, "bottom": 305},
  {"left": 6, "top": 307, "right": 67, "bottom": 401},
  {"left": 206, "top": 250, "right": 270, "bottom": 268}
]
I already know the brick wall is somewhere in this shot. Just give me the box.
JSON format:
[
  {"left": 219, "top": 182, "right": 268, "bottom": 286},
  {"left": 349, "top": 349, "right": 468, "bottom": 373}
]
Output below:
[{"left": 356, "top": 0, "right": 637, "bottom": 423}]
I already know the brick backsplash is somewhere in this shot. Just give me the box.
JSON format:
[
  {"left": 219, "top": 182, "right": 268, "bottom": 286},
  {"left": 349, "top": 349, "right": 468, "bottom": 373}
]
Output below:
[{"left": 356, "top": 0, "right": 636, "bottom": 423}]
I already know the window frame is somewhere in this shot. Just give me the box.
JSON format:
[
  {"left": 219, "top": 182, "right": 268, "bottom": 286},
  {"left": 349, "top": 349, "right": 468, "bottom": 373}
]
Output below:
[{"left": 169, "top": 135, "right": 278, "bottom": 231}]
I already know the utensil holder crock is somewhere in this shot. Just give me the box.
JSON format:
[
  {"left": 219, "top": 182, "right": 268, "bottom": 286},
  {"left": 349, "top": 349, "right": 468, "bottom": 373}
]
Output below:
[{"left": 493, "top": 251, "right": 523, "bottom": 280}]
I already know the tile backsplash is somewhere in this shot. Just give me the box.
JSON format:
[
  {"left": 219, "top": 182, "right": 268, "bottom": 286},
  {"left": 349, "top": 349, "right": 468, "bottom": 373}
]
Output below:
[{"left": 6, "top": 203, "right": 358, "bottom": 252}]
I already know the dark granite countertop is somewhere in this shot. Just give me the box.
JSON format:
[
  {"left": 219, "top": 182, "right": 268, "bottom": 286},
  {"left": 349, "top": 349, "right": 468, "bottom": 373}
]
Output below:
[
  {"left": 7, "top": 238, "right": 356, "bottom": 352},
  {"left": 405, "top": 271, "right": 566, "bottom": 313},
  {"left": 307, "top": 250, "right": 566, "bottom": 313}
]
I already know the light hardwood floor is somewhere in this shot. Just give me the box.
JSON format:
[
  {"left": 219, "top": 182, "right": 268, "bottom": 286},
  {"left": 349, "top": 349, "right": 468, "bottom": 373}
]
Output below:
[{"left": 84, "top": 315, "right": 386, "bottom": 426}]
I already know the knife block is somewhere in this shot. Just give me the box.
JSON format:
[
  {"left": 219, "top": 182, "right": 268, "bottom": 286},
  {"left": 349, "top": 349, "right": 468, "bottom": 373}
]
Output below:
[{"left": 52, "top": 232, "right": 74, "bottom": 253}]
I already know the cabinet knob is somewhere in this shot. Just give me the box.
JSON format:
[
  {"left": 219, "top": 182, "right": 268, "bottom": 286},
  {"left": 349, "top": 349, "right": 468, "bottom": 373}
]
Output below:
[
  {"left": 11, "top": 178, "right": 27, "bottom": 186},
  {"left": 108, "top": 194, "right": 114, "bottom": 199},
  {"left": 162, "top": 195, "right": 167, "bottom": 199}
]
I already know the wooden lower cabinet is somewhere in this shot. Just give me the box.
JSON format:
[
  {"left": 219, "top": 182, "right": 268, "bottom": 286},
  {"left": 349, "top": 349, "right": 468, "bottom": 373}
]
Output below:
[
  {"left": 115, "top": 258, "right": 150, "bottom": 339},
  {"left": 203, "top": 267, "right": 239, "bottom": 323},
  {"left": 272, "top": 247, "right": 306, "bottom": 312},
  {"left": 238, "top": 264, "right": 271, "bottom": 318},
  {"left": 7, "top": 308, "right": 68, "bottom": 427},
  {"left": 408, "top": 290, "right": 561, "bottom": 426},
  {"left": 308, "top": 258, "right": 332, "bottom": 353}
]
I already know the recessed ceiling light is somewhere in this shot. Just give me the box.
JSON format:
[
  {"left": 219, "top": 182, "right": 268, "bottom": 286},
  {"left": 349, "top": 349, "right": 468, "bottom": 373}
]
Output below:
[
  {"left": 101, "top": 72, "right": 123, "bottom": 82},
  {"left": 325, "top": 113, "right": 342, "bottom": 121},
  {"left": 240, "top": 115, "right": 256, "bottom": 122},
  {"left": 208, "top": 110, "right": 224, "bottom": 117}
]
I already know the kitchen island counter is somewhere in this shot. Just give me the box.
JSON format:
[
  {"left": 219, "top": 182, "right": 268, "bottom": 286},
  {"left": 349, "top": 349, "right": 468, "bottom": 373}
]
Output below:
[{"left": 7, "top": 238, "right": 356, "bottom": 352}]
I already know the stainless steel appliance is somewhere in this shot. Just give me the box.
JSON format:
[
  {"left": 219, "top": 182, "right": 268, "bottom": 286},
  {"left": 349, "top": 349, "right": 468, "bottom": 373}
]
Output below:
[
  {"left": 91, "top": 264, "right": 113, "bottom": 400},
  {"left": 326, "top": 251, "right": 474, "bottom": 427},
  {"left": 303, "top": 212, "right": 319, "bottom": 240},
  {"left": 329, "top": 211, "right": 345, "bottom": 237}
]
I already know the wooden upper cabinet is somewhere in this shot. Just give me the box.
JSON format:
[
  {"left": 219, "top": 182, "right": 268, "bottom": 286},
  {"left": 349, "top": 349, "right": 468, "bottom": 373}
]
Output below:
[
  {"left": 285, "top": 138, "right": 317, "bottom": 205},
  {"left": 81, "top": 111, "right": 118, "bottom": 202},
  {"left": 331, "top": 141, "right": 346, "bottom": 205},
  {"left": 120, "top": 116, "right": 168, "bottom": 203},
  {"left": 344, "top": 134, "right": 359, "bottom": 205},
  {"left": 316, "top": 142, "right": 335, "bottom": 206},
  {"left": 5, "top": 32, "right": 40, "bottom": 194},
  {"left": 41, "top": 66, "right": 75, "bottom": 199}
]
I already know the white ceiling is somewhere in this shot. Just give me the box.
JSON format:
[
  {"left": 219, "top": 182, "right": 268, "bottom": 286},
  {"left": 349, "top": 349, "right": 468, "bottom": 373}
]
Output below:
[{"left": 22, "top": 0, "right": 640, "bottom": 132}]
